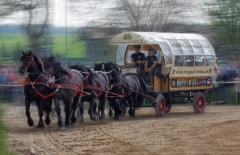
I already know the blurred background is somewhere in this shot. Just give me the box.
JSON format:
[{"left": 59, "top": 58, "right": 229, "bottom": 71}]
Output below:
[{"left": 0, "top": 0, "right": 240, "bottom": 104}]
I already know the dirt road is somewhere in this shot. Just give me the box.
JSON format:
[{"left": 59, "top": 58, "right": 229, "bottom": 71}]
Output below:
[{"left": 2, "top": 103, "right": 240, "bottom": 155}]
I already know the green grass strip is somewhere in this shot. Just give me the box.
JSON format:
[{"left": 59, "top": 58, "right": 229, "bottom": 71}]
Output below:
[{"left": 0, "top": 102, "right": 15, "bottom": 155}]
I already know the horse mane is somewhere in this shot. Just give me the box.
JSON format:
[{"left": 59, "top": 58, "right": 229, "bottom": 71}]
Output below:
[
  {"left": 43, "top": 55, "right": 64, "bottom": 68},
  {"left": 105, "top": 62, "right": 120, "bottom": 73},
  {"left": 32, "top": 52, "right": 43, "bottom": 72},
  {"left": 53, "top": 62, "right": 72, "bottom": 78}
]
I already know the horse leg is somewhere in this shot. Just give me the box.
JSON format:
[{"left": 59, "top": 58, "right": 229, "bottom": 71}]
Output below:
[
  {"left": 113, "top": 98, "right": 122, "bottom": 121},
  {"left": 98, "top": 94, "right": 106, "bottom": 121},
  {"left": 63, "top": 98, "right": 72, "bottom": 129},
  {"left": 127, "top": 97, "right": 133, "bottom": 118},
  {"left": 54, "top": 98, "right": 63, "bottom": 128},
  {"left": 78, "top": 98, "right": 84, "bottom": 124},
  {"left": 131, "top": 93, "right": 138, "bottom": 119},
  {"left": 93, "top": 101, "right": 99, "bottom": 117},
  {"left": 25, "top": 97, "right": 34, "bottom": 126},
  {"left": 37, "top": 100, "right": 44, "bottom": 128},
  {"left": 70, "top": 96, "right": 79, "bottom": 125},
  {"left": 107, "top": 97, "right": 114, "bottom": 118},
  {"left": 88, "top": 98, "right": 97, "bottom": 121},
  {"left": 45, "top": 98, "right": 52, "bottom": 126}
]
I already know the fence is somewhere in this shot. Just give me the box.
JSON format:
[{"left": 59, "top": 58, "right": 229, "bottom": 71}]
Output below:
[{"left": 1, "top": 82, "right": 239, "bottom": 104}]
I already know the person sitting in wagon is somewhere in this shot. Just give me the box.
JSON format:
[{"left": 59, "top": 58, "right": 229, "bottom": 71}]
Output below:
[
  {"left": 175, "top": 56, "right": 183, "bottom": 66},
  {"left": 141, "top": 48, "right": 157, "bottom": 85},
  {"left": 187, "top": 55, "right": 198, "bottom": 66},
  {"left": 131, "top": 45, "right": 145, "bottom": 76}
]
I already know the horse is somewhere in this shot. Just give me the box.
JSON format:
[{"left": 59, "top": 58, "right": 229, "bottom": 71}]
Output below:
[
  {"left": 18, "top": 51, "right": 52, "bottom": 128},
  {"left": 94, "top": 62, "right": 126, "bottom": 118},
  {"left": 99, "top": 62, "right": 145, "bottom": 120},
  {"left": 69, "top": 64, "right": 110, "bottom": 123},
  {"left": 42, "top": 56, "right": 84, "bottom": 129}
]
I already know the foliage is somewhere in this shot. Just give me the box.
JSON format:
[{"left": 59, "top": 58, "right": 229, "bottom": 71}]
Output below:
[
  {"left": 0, "top": 33, "right": 86, "bottom": 64},
  {"left": 0, "top": 101, "right": 15, "bottom": 155},
  {"left": 205, "top": 0, "right": 240, "bottom": 59}
]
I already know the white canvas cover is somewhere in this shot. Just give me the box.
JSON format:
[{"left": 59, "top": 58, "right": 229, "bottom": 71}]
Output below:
[{"left": 109, "top": 32, "right": 215, "bottom": 57}]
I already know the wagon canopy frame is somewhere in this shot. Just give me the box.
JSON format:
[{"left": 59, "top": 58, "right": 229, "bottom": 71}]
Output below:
[{"left": 109, "top": 32, "right": 216, "bottom": 67}]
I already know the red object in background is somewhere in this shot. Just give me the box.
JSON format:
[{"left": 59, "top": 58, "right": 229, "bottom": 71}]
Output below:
[{"left": 214, "top": 66, "right": 219, "bottom": 74}]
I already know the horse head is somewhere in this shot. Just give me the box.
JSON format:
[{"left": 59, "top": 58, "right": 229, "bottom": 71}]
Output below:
[
  {"left": 19, "top": 50, "right": 43, "bottom": 75},
  {"left": 42, "top": 56, "right": 71, "bottom": 87},
  {"left": 104, "top": 62, "right": 122, "bottom": 84},
  {"left": 94, "top": 62, "right": 105, "bottom": 71}
]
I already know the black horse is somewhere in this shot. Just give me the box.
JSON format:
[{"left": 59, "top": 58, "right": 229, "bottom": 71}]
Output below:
[
  {"left": 18, "top": 51, "right": 52, "bottom": 128},
  {"left": 69, "top": 64, "right": 110, "bottom": 123},
  {"left": 94, "top": 62, "right": 126, "bottom": 118},
  {"left": 97, "top": 62, "right": 145, "bottom": 120},
  {"left": 42, "top": 56, "right": 84, "bottom": 129}
]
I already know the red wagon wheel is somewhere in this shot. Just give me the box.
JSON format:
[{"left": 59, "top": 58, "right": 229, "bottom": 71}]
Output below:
[
  {"left": 154, "top": 94, "right": 166, "bottom": 117},
  {"left": 192, "top": 92, "right": 206, "bottom": 113}
]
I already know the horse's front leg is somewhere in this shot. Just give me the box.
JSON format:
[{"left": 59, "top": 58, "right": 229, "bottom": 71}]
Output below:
[
  {"left": 70, "top": 96, "right": 79, "bottom": 125},
  {"left": 113, "top": 98, "right": 122, "bottom": 121},
  {"left": 98, "top": 94, "right": 106, "bottom": 121},
  {"left": 127, "top": 97, "right": 134, "bottom": 118},
  {"left": 131, "top": 93, "right": 138, "bottom": 119},
  {"left": 78, "top": 98, "right": 84, "bottom": 124},
  {"left": 54, "top": 98, "right": 63, "bottom": 128},
  {"left": 63, "top": 98, "right": 72, "bottom": 129},
  {"left": 25, "top": 97, "right": 34, "bottom": 126},
  {"left": 88, "top": 98, "right": 97, "bottom": 121},
  {"left": 45, "top": 98, "right": 52, "bottom": 126},
  {"left": 37, "top": 100, "right": 44, "bottom": 128}
]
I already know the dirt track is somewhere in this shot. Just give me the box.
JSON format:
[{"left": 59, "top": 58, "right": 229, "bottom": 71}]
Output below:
[{"left": 2, "top": 103, "right": 240, "bottom": 155}]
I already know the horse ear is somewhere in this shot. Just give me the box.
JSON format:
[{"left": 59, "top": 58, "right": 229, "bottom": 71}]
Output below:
[
  {"left": 29, "top": 50, "right": 32, "bottom": 55},
  {"left": 21, "top": 51, "right": 25, "bottom": 55}
]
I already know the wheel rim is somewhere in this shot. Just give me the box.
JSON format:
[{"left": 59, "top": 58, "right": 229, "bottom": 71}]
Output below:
[
  {"left": 197, "top": 95, "right": 205, "bottom": 110},
  {"left": 159, "top": 98, "right": 165, "bottom": 114},
  {"left": 166, "top": 104, "right": 171, "bottom": 111}
]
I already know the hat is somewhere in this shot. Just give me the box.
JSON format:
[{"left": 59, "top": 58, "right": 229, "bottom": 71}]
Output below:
[
  {"left": 134, "top": 45, "right": 141, "bottom": 48},
  {"left": 148, "top": 48, "right": 157, "bottom": 54}
]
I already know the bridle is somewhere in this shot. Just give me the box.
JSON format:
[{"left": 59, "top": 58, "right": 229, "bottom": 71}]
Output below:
[{"left": 21, "top": 55, "right": 34, "bottom": 72}]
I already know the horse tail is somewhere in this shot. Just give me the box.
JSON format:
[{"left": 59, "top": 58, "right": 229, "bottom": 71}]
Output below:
[{"left": 136, "top": 85, "right": 145, "bottom": 107}]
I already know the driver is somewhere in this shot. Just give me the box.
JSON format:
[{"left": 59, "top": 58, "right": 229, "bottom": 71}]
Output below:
[{"left": 131, "top": 45, "right": 145, "bottom": 76}]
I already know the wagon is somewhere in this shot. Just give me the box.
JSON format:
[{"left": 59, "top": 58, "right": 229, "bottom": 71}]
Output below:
[{"left": 109, "top": 32, "right": 216, "bottom": 116}]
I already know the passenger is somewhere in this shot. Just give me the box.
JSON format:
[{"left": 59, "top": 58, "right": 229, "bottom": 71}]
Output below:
[
  {"left": 216, "top": 69, "right": 229, "bottom": 103},
  {"left": 142, "top": 48, "right": 157, "bottom": 85},
  {"left": 161, "top": 56, "right": 165, "bottom": 64},
  {"left": 188, "top": 56, "right": 198, "bottom": 66},
  {"left": 131, "top": 45, "right": 145, "bottom": 76},
  {"left": 175, "top": 56, "right": 183, "bottom": 66}
]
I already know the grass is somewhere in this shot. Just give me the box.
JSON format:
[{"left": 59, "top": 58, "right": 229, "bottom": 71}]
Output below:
[
  {"left": 0, "top": 101, "right": 15, "bottom": 155},
  {"left": 210, "top": 84, "right": 238, "bottom": 104},
  {"left": 0, "top": 33, "right": 86, "bottom": 63}
]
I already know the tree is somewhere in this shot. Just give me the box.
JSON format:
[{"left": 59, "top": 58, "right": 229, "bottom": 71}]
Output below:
[
  {"left": 69, "top": 0, "right": 193, "bottom": 62},
  {"left": 205, "top": 0, "right": 240, "bottom": 59}
]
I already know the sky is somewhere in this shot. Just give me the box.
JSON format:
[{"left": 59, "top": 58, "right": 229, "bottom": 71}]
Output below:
[{"left": 1, "top": 0, "right": 209, "bottom": 27}]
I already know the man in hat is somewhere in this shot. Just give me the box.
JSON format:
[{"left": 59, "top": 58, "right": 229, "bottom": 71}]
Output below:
[
  {"left": 142, "top": 48, "right": 157, "bottom": 85},
  {"left": 131, "top": 45, "right": 145, "bottom": 76}
]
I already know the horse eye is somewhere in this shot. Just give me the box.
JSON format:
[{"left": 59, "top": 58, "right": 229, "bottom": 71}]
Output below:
[{"left": 28, "top": 58, "right": 31, "bottom": 61}]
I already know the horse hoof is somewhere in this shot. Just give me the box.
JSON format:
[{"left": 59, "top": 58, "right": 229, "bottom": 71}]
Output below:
[
  {"left": 65, "top": 126, "right": 71, "bottom": 130},
  {"left": 59, "top": 126, "right": 65, "bottom": 130},
  {"left": 80, "top": 119, "right": 84, "bottom": 124},
  {"left": 108, "top": 111, "right": 113, "bottom": 117},
  {"left": 37, "top": 123, "right": 44, "bottom": 129},
  {"left": 27, "top": 119, "right": 34, "bottom": 127},
  {"left": 112, "top": 117, "right": 119, "bottom": 121},
  {"left": 71, "top": 117, "right": 77, "bottom": 124},
  {"left": 45, "top": 118, "right": 51, "bottom": 125}
]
